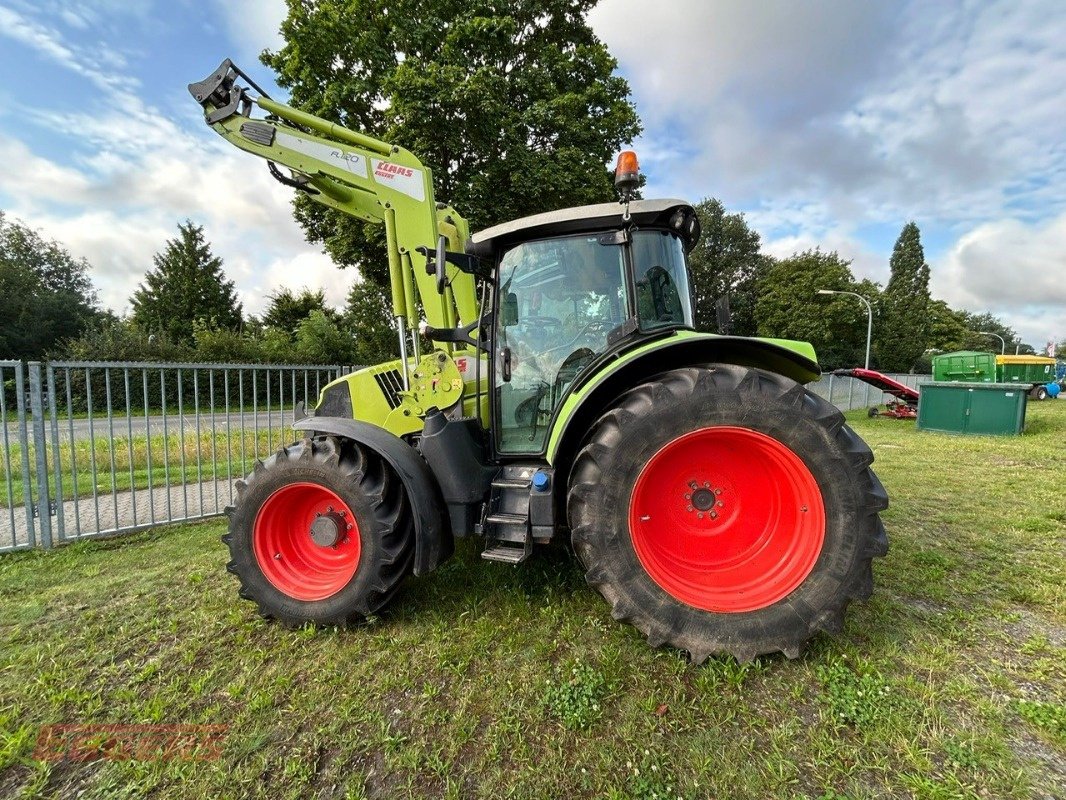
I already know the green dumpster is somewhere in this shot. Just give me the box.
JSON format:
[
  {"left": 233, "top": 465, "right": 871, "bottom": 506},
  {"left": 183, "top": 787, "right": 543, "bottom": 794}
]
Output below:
[
  {"left": 931, "top": 350, "right": 997, "bottom": 382},
  {"left": 917, "top": 382, "right": 1028, "bottom": 435},
  {"left": 996, "top": 355, "right": 1057, "bottom": 386}
]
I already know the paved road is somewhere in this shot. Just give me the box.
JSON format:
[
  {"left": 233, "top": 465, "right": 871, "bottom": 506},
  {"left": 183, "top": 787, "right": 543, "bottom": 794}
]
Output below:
[
  {"left": 3, "top": 479, "right": 231, "bottom": 549},
  {"left": 7, "top": 411, "right": 296, "bottom": 443}
]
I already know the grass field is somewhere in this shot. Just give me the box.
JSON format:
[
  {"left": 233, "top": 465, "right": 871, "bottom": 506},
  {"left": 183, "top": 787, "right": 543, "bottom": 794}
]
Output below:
[{"left": 0, "top": 404, "right": 1063, "bottom": 799}]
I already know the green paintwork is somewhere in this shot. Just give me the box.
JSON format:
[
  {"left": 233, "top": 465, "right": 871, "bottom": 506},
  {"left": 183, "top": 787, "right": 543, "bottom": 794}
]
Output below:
[
  {"left": 931, "top": 350, "right": 997, "bottom": 383},
  {"left": 543, "top": 330, "right": 819, "bottom": 463},
  {"left": 995, "top": 355, "right": 1057, "bottom": 385},
  {"left": 318, "top": 352, "right": 466, "bottom": 437},
  {"left": 198, "top": 89, "right": 479, "bottom": 337},
  {"left": 916, "top": 382, "right": 1028, "bottom": 435}
]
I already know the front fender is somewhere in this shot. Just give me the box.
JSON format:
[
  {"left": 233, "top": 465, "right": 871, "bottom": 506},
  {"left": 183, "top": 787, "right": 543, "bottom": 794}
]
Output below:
[
  {"left": 293, "top": 417, "right": 451, "bottom": 576},
  {"left": 546, "top": 330, "right": 820, "bottom": 466}
]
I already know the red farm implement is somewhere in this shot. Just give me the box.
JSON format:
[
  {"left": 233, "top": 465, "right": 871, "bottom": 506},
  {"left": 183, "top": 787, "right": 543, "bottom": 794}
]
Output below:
[{"left": 833, "top": 368, "right": 920, "bottom": 419}]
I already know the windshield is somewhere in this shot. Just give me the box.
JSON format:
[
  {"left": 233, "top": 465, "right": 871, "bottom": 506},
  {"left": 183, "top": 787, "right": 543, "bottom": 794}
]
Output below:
[
  {"left": 632, "top": 230, "right": 693, "bottom": 331},
  {"left": 495, "top": 234, "right": 626, "bottom": 453}
]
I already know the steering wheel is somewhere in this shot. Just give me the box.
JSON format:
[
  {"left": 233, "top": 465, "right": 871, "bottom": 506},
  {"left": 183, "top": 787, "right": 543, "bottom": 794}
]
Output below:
[
  {"left": 541, "top": 319, "right": 615, "bottom": 359},
  {"left": 514, "top": 315, "right": 562, "bottom": 332}
]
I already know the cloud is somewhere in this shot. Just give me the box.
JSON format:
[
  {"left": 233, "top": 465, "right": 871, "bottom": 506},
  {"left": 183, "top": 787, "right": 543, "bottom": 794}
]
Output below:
[
  {"left": 0, "top": 4, "right": 132, "bottom": 91},
  {"left": 936, "top": 212, "right": 1066, "bottom": 312},
  {"left": 209, "top": 0, "right": 286, "bottom": 61},
  {"left": 1, "top": 101, "right": 353, "bottom": 318},
  {"left": 0, "top": 1, "right": 359, "bottom": 323},
  {"left": 589, "top": 0, "right": 1066, "bottom": 345},
  {"left": 593, "top": 0, "right": 1066, "bottom": 228}
]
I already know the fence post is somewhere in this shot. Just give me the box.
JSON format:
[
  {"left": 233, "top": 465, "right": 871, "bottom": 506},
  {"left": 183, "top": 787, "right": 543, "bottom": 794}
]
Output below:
[
  {"left": 15, "top": 364, "right": 36, "bottom": 547},
  {"left": 28, "top": 362, "right": 53, "bottom": 548},
  {"left": 46, "top": 365, "right": 66, "bottom": 543}
]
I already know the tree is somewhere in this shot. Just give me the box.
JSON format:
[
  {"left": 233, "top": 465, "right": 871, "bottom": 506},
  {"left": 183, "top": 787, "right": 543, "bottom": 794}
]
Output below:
[
  {"left": 876, "top": 222, "right": 931, "bottom": 372},
  {"left": 131, "top": 221, "right": 242, "bottom": 342},
  {"left": 262, "top": 288, "right": 337, "bottom": 334},
  {"left": 0, "top": 212, "right": 100, "bottom": 358},
  {"left": 925, "top": 300, "right": 971, "bottom": 353},
  {"left": 344, "top": 280, "right": 401, "bottom": 366},
  {"left": 294, "top": 311, "right": 360, "bottom": 365},
  {"left": 755, "top": 249, "right": 874, "bottom": 370},
  {"left": 263, "top": 0, "right": 641, "bottom": 322},
  {"left": 956, "top": 311, "right": 1024, "bottom": 354},
  {"left": 687, "top": 198, "right": 769, "bottom": 336}
]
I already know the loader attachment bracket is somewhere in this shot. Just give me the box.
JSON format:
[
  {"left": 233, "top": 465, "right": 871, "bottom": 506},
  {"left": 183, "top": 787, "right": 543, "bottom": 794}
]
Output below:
[{"left": 188, "top": 58, "right": 272, "bottom": 125}]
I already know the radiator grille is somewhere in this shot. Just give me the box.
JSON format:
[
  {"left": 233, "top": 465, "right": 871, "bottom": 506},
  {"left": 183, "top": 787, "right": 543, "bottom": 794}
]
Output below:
[{"left": 373, "top": 369, "right": 404, "bottom": 409}]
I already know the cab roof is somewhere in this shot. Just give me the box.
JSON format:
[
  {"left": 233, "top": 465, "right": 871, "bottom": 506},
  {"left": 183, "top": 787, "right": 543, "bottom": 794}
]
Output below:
[{"left": 467, "top": 199, "right": 692, "bottom": 258}]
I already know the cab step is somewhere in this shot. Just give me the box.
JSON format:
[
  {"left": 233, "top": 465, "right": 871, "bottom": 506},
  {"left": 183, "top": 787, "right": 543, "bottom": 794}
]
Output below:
[
  {"left": 481, "top": 465, "right": 538, "bottom": 564},
  {"left": 481, "top": 542, "right": 530, "bottom": 564}
]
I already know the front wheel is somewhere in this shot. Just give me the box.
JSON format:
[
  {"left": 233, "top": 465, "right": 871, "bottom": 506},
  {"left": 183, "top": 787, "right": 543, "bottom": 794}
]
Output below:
[
  {"left": 224, "top": 436, "right": 413, "bottom": 626},
  {"left": 567, "top": 365, "right": 889, "bottom": 663}
]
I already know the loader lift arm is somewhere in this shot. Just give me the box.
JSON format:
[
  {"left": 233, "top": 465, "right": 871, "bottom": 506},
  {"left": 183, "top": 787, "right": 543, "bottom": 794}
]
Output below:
[{"left": 188, "top": 59, "right": 479, "bottom": 347}]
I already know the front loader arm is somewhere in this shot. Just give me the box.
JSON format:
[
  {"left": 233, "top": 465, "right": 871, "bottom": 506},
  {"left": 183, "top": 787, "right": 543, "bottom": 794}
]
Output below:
[{"left": 188, "top": 60, "right": 478, "bottom": 337}]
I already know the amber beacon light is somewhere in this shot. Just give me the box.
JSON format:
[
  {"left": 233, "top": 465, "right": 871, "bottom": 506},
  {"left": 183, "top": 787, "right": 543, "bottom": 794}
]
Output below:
[{"left": 614, "top": 150, "right": 640, "bottom": 199}]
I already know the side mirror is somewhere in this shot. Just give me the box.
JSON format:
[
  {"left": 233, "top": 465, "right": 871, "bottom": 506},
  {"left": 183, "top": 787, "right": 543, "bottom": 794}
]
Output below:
[
  {"left": 501, "top": 292, "right": 519, "bottom": 326},
  {"left": 435, "top": 234, "right": 447, "bottom": 294}
]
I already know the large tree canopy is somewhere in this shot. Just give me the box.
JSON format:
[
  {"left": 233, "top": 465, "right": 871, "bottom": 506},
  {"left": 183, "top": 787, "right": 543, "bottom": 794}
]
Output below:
[
  {"left": 756, "top": 249, "right": 877, "bottom": 370},
  {"left": 687, "top": 198, "right": 768, "bottom": 336},
  {"left": 263, "top": 0, "right": 641, "bottom": 295},
  {"left": 0, "top": 211, "right": 100, "bottom": 358},
  {"left": 130, "top": 221, "right": 242, "bottom": 342}
]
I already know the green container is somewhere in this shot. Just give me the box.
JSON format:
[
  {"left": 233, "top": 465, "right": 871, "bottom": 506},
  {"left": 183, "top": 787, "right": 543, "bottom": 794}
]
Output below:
[
  {"left": 931, "top": 350, "right": 997, "bottom": 382},
  {"left": 917, "top": 382, "right": 1027, "bottom": 436},
  {"left": 996, "top": 355, "right": 1057, "bottom": 385}
]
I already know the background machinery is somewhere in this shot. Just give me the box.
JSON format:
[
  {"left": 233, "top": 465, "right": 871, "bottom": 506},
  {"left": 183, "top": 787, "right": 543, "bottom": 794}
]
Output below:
[{"left": 190, "top": 60, "right": 888, "bottom": 663}]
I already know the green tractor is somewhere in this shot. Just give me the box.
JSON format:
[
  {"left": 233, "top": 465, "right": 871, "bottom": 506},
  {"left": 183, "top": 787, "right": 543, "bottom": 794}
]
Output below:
[{"left": 191, "top": 60, "right": 887, "bottom": 662}]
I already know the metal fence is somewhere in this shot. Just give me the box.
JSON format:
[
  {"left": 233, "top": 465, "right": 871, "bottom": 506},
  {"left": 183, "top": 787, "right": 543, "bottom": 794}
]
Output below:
[
  {"left": 1, "top": 360, "right": 929, "bottom": 554},
  {"left": 2, "top": 361, "right": 349, "bottom": 553}
]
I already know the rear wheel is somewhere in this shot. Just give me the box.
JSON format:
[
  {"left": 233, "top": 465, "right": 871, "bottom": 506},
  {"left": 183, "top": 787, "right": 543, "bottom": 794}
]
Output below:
[
  {"left": 224, "top": 436, "right": 413, "bottom": 626},
  {"left": 567, "top": 365, "right": 888, "bottom": 662},
  {"left": 1033, "top": 386, "right": 1049, "bottom": 401}
]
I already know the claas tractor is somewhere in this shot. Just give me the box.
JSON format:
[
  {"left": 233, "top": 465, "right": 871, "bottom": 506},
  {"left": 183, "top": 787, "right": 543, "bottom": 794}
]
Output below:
[{"left": 190, "top": 60, "right": 888, "bottom": 663}]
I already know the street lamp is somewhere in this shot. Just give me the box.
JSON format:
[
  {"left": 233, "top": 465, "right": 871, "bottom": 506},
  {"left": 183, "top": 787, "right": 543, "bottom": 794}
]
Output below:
[
  {"left": 817, "top": 289, "right": 873, "bottom": 370},
  {"left": 977, "top": 331, "right": 1005, "bottom": 354}
]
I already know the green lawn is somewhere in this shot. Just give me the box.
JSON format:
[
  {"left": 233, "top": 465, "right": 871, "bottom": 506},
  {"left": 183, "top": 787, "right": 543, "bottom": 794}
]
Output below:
[{"left": 0, "top": 404, "right": 1063, "bottom": 799}]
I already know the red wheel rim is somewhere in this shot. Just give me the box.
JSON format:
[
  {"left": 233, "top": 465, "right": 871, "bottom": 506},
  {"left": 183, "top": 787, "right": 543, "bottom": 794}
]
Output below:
[
  {"left": 628, "top": 426, "right": 825, "bottom": 613},
  {"left": 253, "top": 482, "right": 361, "bottom": 601}
]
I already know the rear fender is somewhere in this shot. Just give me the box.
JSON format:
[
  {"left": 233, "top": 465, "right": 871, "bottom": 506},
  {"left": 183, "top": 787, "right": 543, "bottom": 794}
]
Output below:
[
  {"left": 293, "top": 417, "right": 451, "bottom": 576},
  {"left": 547, "top": 331, "right": 820, "bottom": 470}
]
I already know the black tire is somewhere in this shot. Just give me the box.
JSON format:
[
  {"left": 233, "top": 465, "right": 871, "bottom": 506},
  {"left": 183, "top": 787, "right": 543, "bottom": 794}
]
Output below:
[
  {"left": 567, "top": 365, "right": 889, "bottom": 663},
  {"left": 868, "top": 406, "right": 880, "bottom": 418},
  {"left": 1034, "top": 386, "right": 1048, "bottom": 401},
  {"left": 223, "top": 435, "right": 413, "bottom": 626}
]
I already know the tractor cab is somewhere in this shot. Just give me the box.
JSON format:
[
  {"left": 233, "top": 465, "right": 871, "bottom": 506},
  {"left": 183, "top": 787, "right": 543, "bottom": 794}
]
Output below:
[{"left": 467, "top": 199, "right": 702, "bottom": 453}]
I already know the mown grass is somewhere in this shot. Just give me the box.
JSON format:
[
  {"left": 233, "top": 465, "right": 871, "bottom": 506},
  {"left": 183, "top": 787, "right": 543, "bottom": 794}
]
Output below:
[
  {"left": 0, "top": 403, "right": 1063, "bottom": 799},
  {"left": 0, "top": 430, "right": 288, "bottom": 507}
]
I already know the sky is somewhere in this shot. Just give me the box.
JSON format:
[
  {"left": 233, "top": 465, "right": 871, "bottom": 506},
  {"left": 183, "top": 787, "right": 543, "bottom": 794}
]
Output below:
[{"left": 0, "top": 0, "right": 1063, "bottom": 348}]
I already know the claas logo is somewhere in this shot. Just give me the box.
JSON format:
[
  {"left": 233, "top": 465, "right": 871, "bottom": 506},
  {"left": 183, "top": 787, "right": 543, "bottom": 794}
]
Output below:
[{"left": 375, "top": 162, "right": 414, "bottom": 178}]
